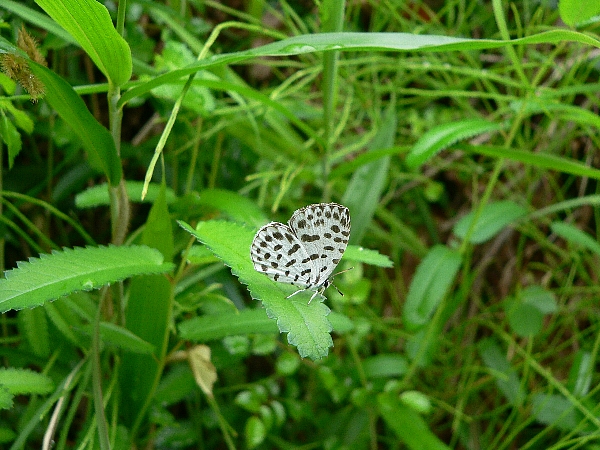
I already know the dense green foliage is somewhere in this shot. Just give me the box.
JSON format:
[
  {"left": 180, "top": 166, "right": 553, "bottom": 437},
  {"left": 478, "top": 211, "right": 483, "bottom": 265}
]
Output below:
[{"left": 1, "top": 0, "right": 600, "bottom": 448}]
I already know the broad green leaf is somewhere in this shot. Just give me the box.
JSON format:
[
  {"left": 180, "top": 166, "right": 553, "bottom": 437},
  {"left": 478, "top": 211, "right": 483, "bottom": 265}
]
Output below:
[
  {"left": 245, "top": 416, "right": 267, "bottom": 449},
  {"left": 0, "top": 245, "right": 174, "bottom": 312},
  {"left": 2, "top": 0, "right": 77, "bottom": 45},
  {"left": 531, "top": 394, "right": 580, "bottom": 431},
  {"left": 120, "top": 274, "right": 171, "bottom": 426},
  {"left": 75, "top": 182, "right": 177, "bottom": 208},
  {"left": 120, "top": 30, "right": 600, "bottom": 107},
  {"left": 378, "top": 392, "right": 450, "bottom": 450},
  {"left": 27, "top": 63, "right": 122, "bottom": 186},
  {"left": 0, "top": 111, "right": 22, "bottom": 168},
  {"left": 460, "top": 144, "right": 600, "bottom": 181},
  {"left": 453, "top": 201, "right": 528, "bottom": 244},
  {"left": 120, "top": 187, "right": 174, "bottom": 425},
  {"left": 406, "top": 119, "right": 503, "bottom": 170},
  {"left": 0, "top": 388, "right": 13, "bottom": 411},
  {"left": 0, "top": 368, "right": 54, "bottom": 395},
  {"left": 142, "top": 183, "right": 174, "bottom": 262},
  {"left": 551, "top": 221, "right": 600, "bottom": 256},
  {"left": 179, "top": 220, "right": 335, "bottom": 360},
  {"left": 511, "top": 99, "right": 600, "bottom": 130},
  {"left": 343, "top": 104, "right": 395, "bottom": 244},
  {"left": 179, "top": 309, "right": 279, "bottom": 341},
  {"left": 559, "top": 0, "right": 600, "bottom": 27},
  {"left": 35, "top": 0, "right": 132, "bottom": 86},
  {"left": 18, "top": 308, "right": 50, "bottom": 358},
  {"left": 196, "top": 189, "right": 269, "bottom": 227},
  {"left": 343, "top": 245, "right": 393, "bottom": 267},
  {"left": 567, "top": 351, "right": 592, "bottom": 397},
  {"left": 95, "top": 322, "right": 156, "bottom": 354},
  {"left": 478, "top": 338, "right": 525, "bottom": 406},
  {"left": 362, "top": 354, "right": 408, "bottom": 378},
  {"left": 505, "top": 286, "right": 556, "bottom": 337},
  {"left": 403, "top": 245, "right": 462, "bottom": 331}
]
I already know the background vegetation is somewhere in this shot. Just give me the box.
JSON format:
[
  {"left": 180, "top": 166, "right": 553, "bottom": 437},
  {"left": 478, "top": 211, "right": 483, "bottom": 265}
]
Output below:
[{"left": 1, "top": 0, "right": 600, "bottom": 448}]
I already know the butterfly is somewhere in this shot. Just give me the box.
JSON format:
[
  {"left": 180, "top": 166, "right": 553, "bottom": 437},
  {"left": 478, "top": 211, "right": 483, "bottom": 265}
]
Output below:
[{"left": 250, "top": 203, "right": 351, "bottom": 303}]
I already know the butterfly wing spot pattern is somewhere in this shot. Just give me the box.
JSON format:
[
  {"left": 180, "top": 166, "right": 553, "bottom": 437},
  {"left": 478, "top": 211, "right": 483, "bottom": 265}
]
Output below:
[{"left": 250, "top": 203, "right": 351, "bottom": 303}]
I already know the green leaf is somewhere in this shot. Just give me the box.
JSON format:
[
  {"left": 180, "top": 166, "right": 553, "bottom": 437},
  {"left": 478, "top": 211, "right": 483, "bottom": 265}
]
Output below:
[
  {"left": 362, "top": 354, "right": 408, "bottom": 378},
  {"left": 343, "top": 245, "right": 393, "bottom": 268},
  {"left": 18, "top": 308, "right": 50, "bottom": 358},
  {"left": 531, "top": 394, "right": 580, "bottom": 431},
  {"left": 245, "top": 416, "right": 267, "bottom": 449},
  {"left": 478, "top": 338, "right": 525, "bottom": 406},
  {"left": 551, "top": 221, "right": 600, "bottom": 256},
  {"left": 75, "top": 182, "right": 177, "bottom": 208},
  {"left": 406, "top": 119, "right": 504, "bottom": 170},
  {"left": 120, "top": 274, "right": 172, "bottom": 426},
  {"left": 142, "top": 183, "right": 174, "bottom": 262},
  {"left": 403, "top": 245, "right": 462, "bottom": 331},
  {"left": 0, "top": 388, "right": 13, "bottom": 411},
  {"left": 35, "top": 0, "right": 132, "bottom": 86},
  {"left": 0, "top": 245, "right": 174, "bottom": 312},
  {"left": 0, "top": 111, "right": 22, "bottom": 169},
  {"left": 505, "top": 286, "right": 557, "bottom": 337},
  {"left": 120, "top": 30, "right": 600, "bottom": 107},
  {"left": 179, "top": 309, "right": 278, "bottom": 341},
  {"left": 196, "top": 189, "right": 270, "bottom": 227},
  {"left": 95, "top": 322, "right": 156, "bottom": 354},
  {"left": 179, "top": 220, "right": 335, "bottom": 360},
  {"left": 27, "top": 63, "right": 122, "bottom": 186},
  {"left": 0, "top": 368, "right": 54, "bottom": 395},
  {"left": 460, "top": 144, "right": 600, "bottom": 181},
  {"left": 567, "top": 351, "right": 592, "bottom": 397},
  {"left": 559, "top": 0, "right": 600, "bottom": 27},
  {"left": 342, "top": 104, "right": 395, "bottom": 244},
  {"left": 453, "top": 201, "right": 528, "bottom": 244},
  {"left": 378, "top": 392, "right": 450, "bottom": 450}
]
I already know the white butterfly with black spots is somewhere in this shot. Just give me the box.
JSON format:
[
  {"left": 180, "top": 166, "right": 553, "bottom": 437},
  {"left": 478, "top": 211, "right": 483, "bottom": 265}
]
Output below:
[{"left": 250, "top": 203, "right": 351, "bottom": 303}]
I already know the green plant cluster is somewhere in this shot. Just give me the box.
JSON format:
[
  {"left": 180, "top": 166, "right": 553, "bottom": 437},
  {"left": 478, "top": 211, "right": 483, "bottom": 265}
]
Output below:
[{"left": 1, "top": 0, "right": 600, "bottom": 448}]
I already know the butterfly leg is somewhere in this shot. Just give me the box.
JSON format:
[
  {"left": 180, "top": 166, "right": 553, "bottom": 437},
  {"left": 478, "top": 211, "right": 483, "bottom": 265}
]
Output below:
[{"left": 286, "top": 288, "right": 305, "bottom": 299}]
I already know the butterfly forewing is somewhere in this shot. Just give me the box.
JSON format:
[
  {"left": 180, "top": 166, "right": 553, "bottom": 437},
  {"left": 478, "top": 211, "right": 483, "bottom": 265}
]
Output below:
[
  {"left": 250, "top": 222, "right": 314, "bottom": 288},
  {"left": 287, "top": 203, "right": 350, "bottom": 288}
]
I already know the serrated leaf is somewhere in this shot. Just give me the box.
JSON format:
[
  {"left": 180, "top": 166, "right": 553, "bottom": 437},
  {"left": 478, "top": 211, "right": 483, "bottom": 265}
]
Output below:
[
  {"left": 403, "top": 245, "right": 462, "bottom": 331},
  {"left": 0, "top": 245, "right": 174, "bottom": 312},
  {"left": 0, "top": 368, "right": 54, "bottom": 395},
  {"left": 453, "top": 201, "right": 528, "bottom": 244},
  {"left": 406, "top": 119, "right": 504, "bottom": 170},
  {"left": 35, "top": 0, "right": 132, "bottom": 86},
  {"left": 179, "top": 220, "right": 334, "bottom": 359}
]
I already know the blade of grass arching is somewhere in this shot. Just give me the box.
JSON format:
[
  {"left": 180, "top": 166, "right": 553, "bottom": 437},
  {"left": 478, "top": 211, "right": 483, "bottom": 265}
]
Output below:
[
  {"left": 320, "top": 0, "right": 345, "bottom": 200},
  {"left": 459, "top": 144, "right": 600, "bottom": 181},
  {"left": 342, "top": 102, "right": 396, "bottom": 245},
  {"left": 119, "top": 30, "right": 600, "bottom": 108}
]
